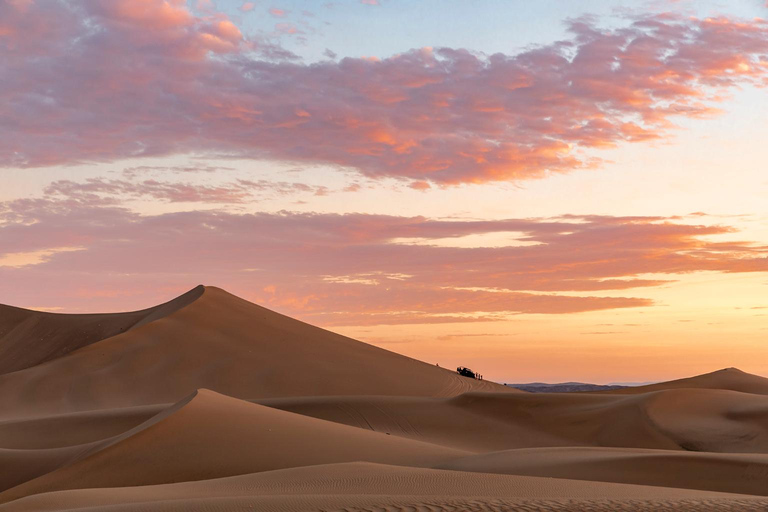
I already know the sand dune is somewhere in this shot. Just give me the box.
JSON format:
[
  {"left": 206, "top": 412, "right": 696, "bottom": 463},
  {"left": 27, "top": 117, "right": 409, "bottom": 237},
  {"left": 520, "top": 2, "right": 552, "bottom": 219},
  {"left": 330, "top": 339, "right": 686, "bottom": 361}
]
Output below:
[
  {"left": 261, "top": 392, "right": 676, "bottom": 452},
  {"left": 602, "top": 367, "right": 768, "bottom": 395},
  {"left": 0, "top": 286, "right": 766, "bottom": 510},
  {"left": 443, "top": 446, "right": 768, "bottom": 496},
  {"left": 0, "top": 405, "right": 163, "bottom": 450},
  {"left": 0, "top": 286, "right": 510, "bottom": 420},
  {"left": 8, "top": 384, "right": 768, "bottom": 459},
  {"left": 5, "top": 462, "right": 768, "bottom": 512},
  {"left": 0, "top": 445, "right": 90, "bottom": 494},
  {"left": 10, "top": 496, "right": 765, "bottom": 512},
  {"left": 0, "top": 390, "right": 466, "bottom": 504},
  {"left": 643, "top": 387, "right": 768, "bottom": 452},
  {"left": 258, "top": 388, "right": 768, "bottom": 453}
]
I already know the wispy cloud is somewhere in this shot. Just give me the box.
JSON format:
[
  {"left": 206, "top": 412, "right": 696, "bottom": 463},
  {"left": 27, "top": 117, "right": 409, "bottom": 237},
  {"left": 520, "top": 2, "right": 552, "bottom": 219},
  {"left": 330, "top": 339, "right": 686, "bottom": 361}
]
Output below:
[
  {"left": 120, "top": 165, "right": 235, "bottom": 178},
  {"left": 44, "top": 177, "right": 332, "bottom": 204}
]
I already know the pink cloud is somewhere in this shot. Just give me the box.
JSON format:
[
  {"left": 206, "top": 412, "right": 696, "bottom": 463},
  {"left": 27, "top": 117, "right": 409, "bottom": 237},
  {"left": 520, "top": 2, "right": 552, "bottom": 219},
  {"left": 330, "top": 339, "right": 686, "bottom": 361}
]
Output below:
[
  {"left": 269, "top": 7, "right": 287, "bottom": 17},
  {"left": 274, "top": 22, "right": 301, "bottom": 35},
  {"left": 120, "top": 164, "right": 235, "bottom": 178},
  {"left": 240, "top": 2, "right": 256, "bottom": 12},
  {"left": 0, "top": 194, "right": 765, "bottom": 324},
  {"left": 2, "top": 2, "right": 768, "bottom": 185}
]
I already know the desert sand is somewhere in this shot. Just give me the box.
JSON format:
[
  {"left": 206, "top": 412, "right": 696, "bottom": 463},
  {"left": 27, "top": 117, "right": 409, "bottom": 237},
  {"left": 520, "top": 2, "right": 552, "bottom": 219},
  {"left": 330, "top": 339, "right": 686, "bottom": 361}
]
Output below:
[{"left": 1, "top": 286, "right": 767, "bottom": 511}]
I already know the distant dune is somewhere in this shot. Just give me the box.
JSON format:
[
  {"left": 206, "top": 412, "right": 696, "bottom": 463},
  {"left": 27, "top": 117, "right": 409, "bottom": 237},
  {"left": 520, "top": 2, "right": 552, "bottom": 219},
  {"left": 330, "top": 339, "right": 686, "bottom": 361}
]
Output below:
[
  {"left": 598, "top": 367, "right": 768, "bottom": 395},
  {"left": 0, "top": 286, "right": 767, "bottom": 511}
]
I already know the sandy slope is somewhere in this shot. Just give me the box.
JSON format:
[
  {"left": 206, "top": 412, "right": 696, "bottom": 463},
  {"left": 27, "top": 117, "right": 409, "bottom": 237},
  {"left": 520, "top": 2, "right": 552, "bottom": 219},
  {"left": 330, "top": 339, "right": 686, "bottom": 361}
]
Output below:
[
  {"left": 4, "top": 462, "right": 768, "bottom": 512},
  {"left": 1, "top": 286, "right": 767, "bottom": 511},
  {"left": 258, "top": 388, "right": 768, "bottom": 453},
  {"left": 0, "top": 286, "right": 510, "bottom": 420},
  {"left": 0, "top": 390, "right": 466, "bottom": 504},
  {"left": 6, "top": 384, "right": 768, "bottom": 456},
  {"left": 0, "top": 286, "right": 202, "bottom": 375},
  {"left": 8, "top": 496, "right": 766, "bottom": 512},
  {"left": 0, "top": 405, "right": 164, "bottom": 450},
  {"left": 0, "top": 445, "right": 91, "bottom": 494},
  {"left": 443, "top": 446, "right": 768, "bottom": 496}
]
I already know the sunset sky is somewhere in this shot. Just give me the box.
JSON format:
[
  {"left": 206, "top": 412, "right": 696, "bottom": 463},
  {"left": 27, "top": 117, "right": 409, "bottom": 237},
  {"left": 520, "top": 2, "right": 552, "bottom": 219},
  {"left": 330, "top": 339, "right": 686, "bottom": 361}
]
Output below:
[{"left": 2, "top": 0, "right": 767, "bottom": 384}]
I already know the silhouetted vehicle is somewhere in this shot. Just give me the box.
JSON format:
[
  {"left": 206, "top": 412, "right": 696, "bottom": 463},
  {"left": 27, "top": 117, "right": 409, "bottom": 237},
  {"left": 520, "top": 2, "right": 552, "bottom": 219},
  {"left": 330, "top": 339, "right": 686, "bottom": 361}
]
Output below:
[{"left": 457, "top": 366, "right": 476, "bottom": 379}]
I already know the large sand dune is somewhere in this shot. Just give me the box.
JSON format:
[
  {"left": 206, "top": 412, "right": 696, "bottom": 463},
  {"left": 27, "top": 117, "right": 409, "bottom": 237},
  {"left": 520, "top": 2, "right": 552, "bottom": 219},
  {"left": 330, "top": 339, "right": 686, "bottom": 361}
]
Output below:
[
  {"left": 6, "top": 462, "right": 768, "bottom": 512},
  {"left": 0, "top": 286, "right": 510, "bottom": 419},
  {"left": 0, "top": 286, "right": 766, "bottom": 511}
]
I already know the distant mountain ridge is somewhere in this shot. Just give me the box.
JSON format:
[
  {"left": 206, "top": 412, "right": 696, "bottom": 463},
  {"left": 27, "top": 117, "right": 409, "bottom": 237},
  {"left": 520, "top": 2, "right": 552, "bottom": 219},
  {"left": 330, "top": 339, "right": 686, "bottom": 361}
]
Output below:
[
  {"left": 507, "top": 368, "right": 768, "bottom": 395},
  {"left": 506, "top": 382, "right": 629, "bottom": 393}
]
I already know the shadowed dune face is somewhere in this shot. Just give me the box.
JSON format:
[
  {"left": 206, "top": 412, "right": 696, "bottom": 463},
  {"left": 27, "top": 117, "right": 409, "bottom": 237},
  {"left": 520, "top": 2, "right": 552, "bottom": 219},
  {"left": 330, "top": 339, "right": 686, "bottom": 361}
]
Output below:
[
  {"left": 0, "top": 445, "right": 91, "bottom": 496},
  {"left": 1, "top": 286, "right": 768, "bottom": 510},
  {"left": 258, "top": 389, "right": 768, "bottom": 454},
  {"left": 0, "top": 405, "right": 164, "bottom": 450},
  {"left": 5, "top": 462, "right": 768, "bottom": 512},
  {"left": 0, "top": 390, "right": 467, "bottom": 504},
  {"left": 442, "top": 447, "right": 768, "bottom": 497},
  {"left": 0, "top": 286, "right": 203, "bottom": 375},
  {"left": 643, "top": 388, "right": 768, "bottom": 453},
  {"left": 259, "top": 393, "right": 678, "bottom": 452}
]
